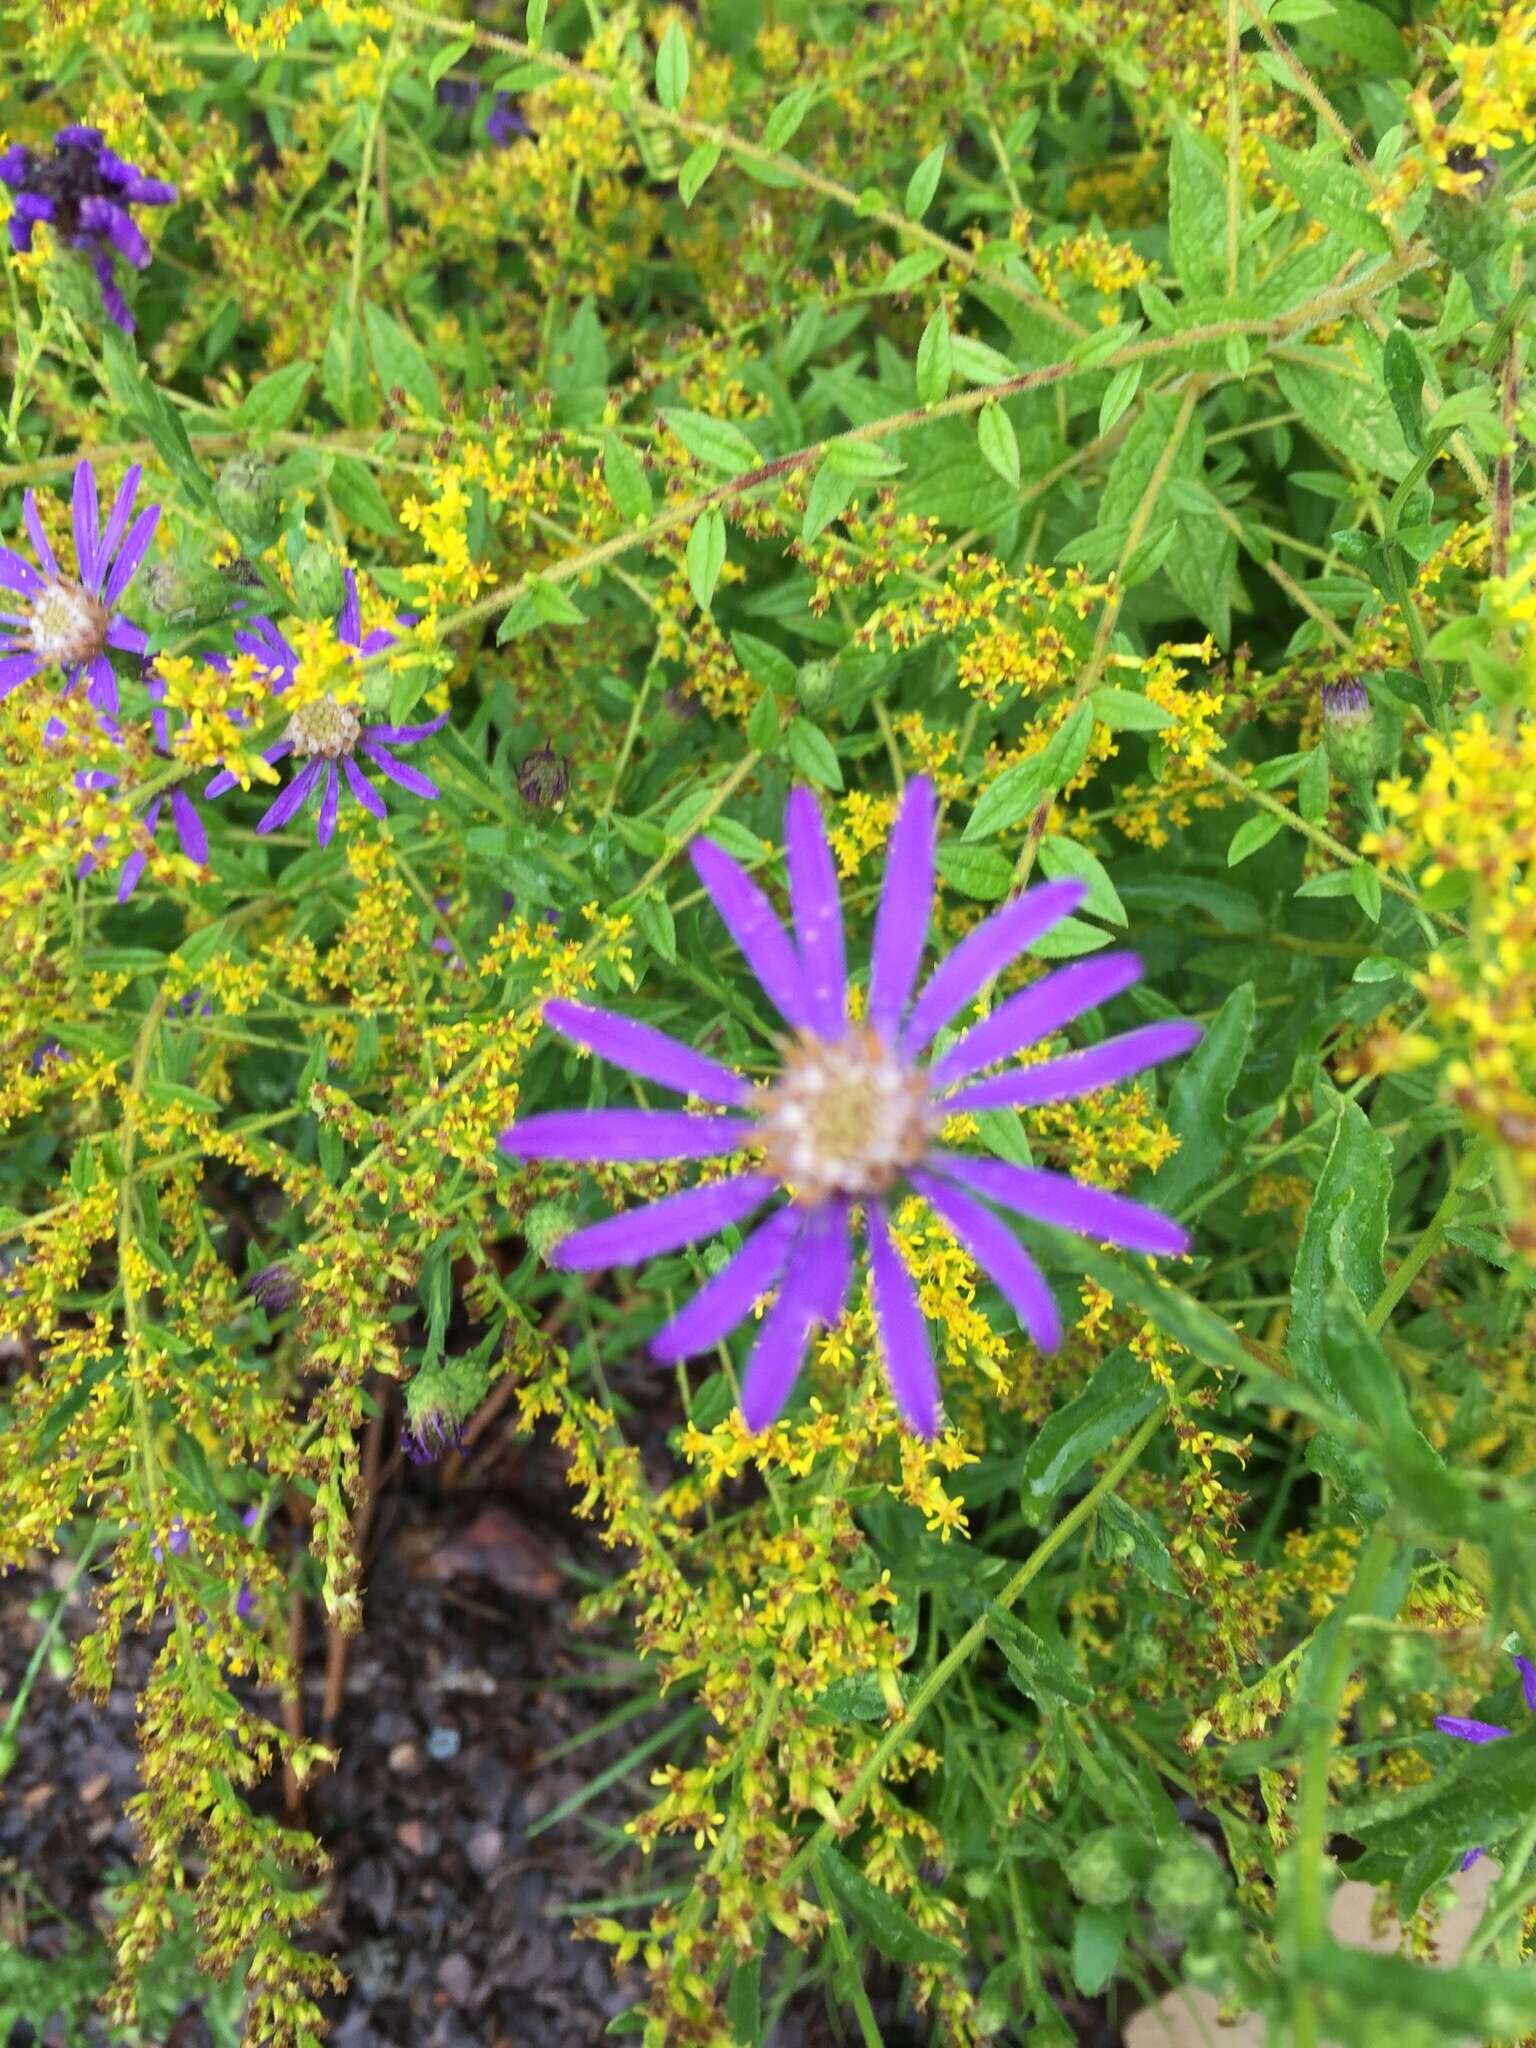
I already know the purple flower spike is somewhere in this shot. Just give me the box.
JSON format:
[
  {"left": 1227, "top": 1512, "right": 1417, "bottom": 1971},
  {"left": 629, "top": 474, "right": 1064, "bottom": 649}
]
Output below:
[
  {"left": 202, "top": 572, "right": 445, "bottom": 844},
  {"left": 0, "top": 458, "right": 158, "bottom": 720},
  {"left": 1433, "top": 1651, "right": 1536, "bottom": 1869},
  {"left": 0, "top": 126, "right": 177, "bottom": 333},
  {"left": 499, "top": 777, "right": 1200, "bottom": 1437}
]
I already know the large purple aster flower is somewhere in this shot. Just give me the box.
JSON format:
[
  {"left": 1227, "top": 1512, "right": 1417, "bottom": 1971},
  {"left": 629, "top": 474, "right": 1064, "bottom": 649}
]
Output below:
[
  {"left": 203, "top": 573, "right": 446, "bottom": 847},
  {"left": 500, "top": 776, "right": 1200, "bottom": 1436},
  {"left": 1434, "top": 1653, "right": 1536, "bottom": 1869},
  {"left": 0, "top": 459, "right": 158, "bottom": 722},
  {"left": 1, "top": 124, "right": 177, "bottom": 332}
]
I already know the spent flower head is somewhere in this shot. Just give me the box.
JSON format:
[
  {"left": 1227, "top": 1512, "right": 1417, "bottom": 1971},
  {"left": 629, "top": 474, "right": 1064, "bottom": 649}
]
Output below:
[{"left": 501, "top": 777, "right": 1200, "bottom": 1436}]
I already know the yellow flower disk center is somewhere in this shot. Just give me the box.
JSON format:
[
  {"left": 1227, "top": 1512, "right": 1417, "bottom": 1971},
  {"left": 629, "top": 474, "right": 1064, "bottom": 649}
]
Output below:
[
  {"left": 284, "top": 692, "right": 363, "bottom": 759},
  {"left": 758, "top": 1025, "right": 933, "bottom": 1205},
  {"left": 29, "top": 579, "right": 108, "bottom": 667}
]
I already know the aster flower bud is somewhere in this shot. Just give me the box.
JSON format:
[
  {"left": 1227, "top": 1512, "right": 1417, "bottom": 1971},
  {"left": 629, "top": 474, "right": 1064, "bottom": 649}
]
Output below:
[
  {"left": 146, "top": 553, "right": 232, "bottom": 628},
  {"left": 524, "top": 1200, "right": 576, "bottom": 1262},
  {"left": 1321, "top": 677, "right": 1379, "bottom": 784},
  {"left": 402, "top": 1353, "right": 487, "bottom": 1464},
  {"left": 246, "top": 1261, "right": 298, "bottom": 1311},
  {"left": 215, "top": 454, "right": 281, "bottom": 552},
  {"left": 516, "top": 744, "right": 569, "bottom": 810},
  {"left": 796, "top": 658, "right": 836, "bottom": 717},
  {"left": 1066, "top": 1827, "right": 1148, "bottom": 1908},
  {"left": 1145, "top": 1836, "right": 1229, "bottom": 1933},
  {"left": 1426, "top": 149, "right": 1506, "bottom": 276},
  {"left": 291, "top": 541, "right": 348, "bottom": 621}
]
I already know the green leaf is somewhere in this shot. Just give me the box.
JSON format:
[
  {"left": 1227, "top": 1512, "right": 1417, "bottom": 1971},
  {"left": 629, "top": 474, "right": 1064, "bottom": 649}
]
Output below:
[
  {"left": 964, "top": 701, "right": 1094, "bottom": 840},
  {"left": 655, "top": 18, "right": 689, "bottom": 109},
  {"left": 1298, "top": 0, "right": 1411, "bottom": 74},
  {"left": 1350, "top": 860, "right": 1383, "bottom": 921},
  {"left": 1148, "top": 982, "right": 1255, "bottom": 1213},
  {"left": 988, "top": 1605, "right": 1095, "bottom": 1706},
  {"left": 823, "top": 439, "right": 903, "bottom": 480},
  {"left": 951, "top": 334, "right": 1015, "bottom": 387},
  {"left": 1264, "top": 139, "right": 1393, "bottom": 255},
  {"left": 686, "top": 505, "right": 727, "bottom": 609},
  {"left": 976, "top": 400, "right": 1020, "bottom": 486},
  {"left": 1227, "top": 813, "right": 1284, "bottom": 865},
  {"left": 1275, "top": 358, "right": 1412, "bottom": 480},
  {"left": 785, "top": 717, "right": 843, "bottom": 790},
  {"left": 763, "top": 85, "right": 817, "bottom": 152},
  {"left": 529, "top": 575, "right": 583, "bottom": 625},
  {"left": 602, "top": 433, "right": 652, "bottom": 523},
  {"left": 1290, "top": 1102, "right": 1391, "bottom": 1407},
  {"left": 1098, "top": 359, "right": 1143, "bottom": 436},
  {"left": 1072, "top": 1904, "right": 1130, "bottom": 1998},
  {"left": 525, "top": 0, "right": 548, "bottom": 49},
  {"left": 726, "top": 1959, "right": 762, "bottom": 2047},
  {"left": 1098, "top": 1493, "right": 1179, "bottom": 1591},
  {"left": 801, "top": 459, "right": 858, "bottom": 542},
  {"left": 1298, "top": 743, "right": 1331, "bottom": 822},
  {"left": 1020, "top": 1349, "right": 1160, "bottom": 1511},
  {"left": 1383, "top": 327, "right": 1427, "bottom": 453},
  {"left": 1088, "top": 685, "right": 1174, "bottom": 732},
  {"left": 904, "top": 143, "right": 946, "bottom": 220},
  {"left": 678, "top": 140, "right": 722, "bottom": 206},
  {"left": 630, "top": 892, "right": 677, "bottom": 964},
  {"left": 745, "top": 689, "right": 780, "bottom": 752},
  {"left": 934, "top": 842, "right": 1014, "bottom": 900},
  {"left": 1036, "top": 836, "right": 1125, "bottom": 923},
  {"left": 1346, "top": 1720, "right": 1536, "bottom": 1866},
  {"left": 817, "top": 1849, "right": 965, "bottom": 1969},
  {"left": 240, "top": 361, "right": 312, "bottom": 431},
  {"left": 1168, "top": 124, "right": 1228, "bottom": 297},
  {"left": 882, "top": 249, "right": 946, "bottom": 294},
  {"left": 363, "top": 301, "right": 440, "bottom": 417},
  {"left": 915, "top": 308, "right": 953, "bottom": 407},
  {"left": 328, "top": 455, "right": 397, "bottom": 536},
  {"left": 427, "top": 32, "right": 474, "bottom": 88},
  {"left": 662, "top": 408, "right": 762, "bottom": 475},
  {"left": 730, "top": 631, "right": 796, "bottom": 695}
]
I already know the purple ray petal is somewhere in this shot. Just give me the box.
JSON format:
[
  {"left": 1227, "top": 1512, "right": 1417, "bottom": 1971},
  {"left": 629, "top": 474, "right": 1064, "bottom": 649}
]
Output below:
[
  {"left": 868, "top": 775, "right": 936, "bottom": 1041},
  {"left": 0, "top": 650, "right": 41, "bottom": 698},
  {"left": 649, "top": 1206, "right": 800, "bottom": 1363},
  {"left": 9, "top": 218, "right": 35, "bottom": 255},
  {"left": 316, "top": 761, "right": 340, "bottom": 845},
  {"left": 103, "top": 504, "right": 159, "bottom": 605},
  {"left": 339, "top": 569, "right": 362, "bottom": 643},
  {"left": 809, "top": 1197, "right": 853, "bottom": 1329},
  {"left": 92, "top": 252, "right": 133, "bottom": 333},
  {"left": 86, "top": 655, "right": 118, "bottom": 717},
  {"left": 1435, "top": 1716, "right": 1510, "bottom": 1744},
  {"left": 206, "top": 738, "right": 292, "bottom": 801},
  {"left": 13, "top": 193, "right": 54, "bottom": 226},
  {"left": 1459, "top": 1847, "right": 1488, "bottom": 1871},
  {"left": 552, "top": 1173, "right": 776, "bottom": 1271},
  {"left": 912, "top": 1168, "right": 1062, "bottom": 1350},
  {"left": 117, "top": 850, "right": 149, "bottom": 902},
  {"left": 784, "top": 786, "right": 847, "bottom": 1036},
  {"left": 169, "top": 787, "right": 207, "bottom": 864},
  {"left": 107, "top": 617, "right": 148, "bottom": 654},
  {"left": 500, "top": 1109, "right": 752, "bottom": 1164},
  {"left": 365, "top": 712, "right": 449, "bottom": 744},
  {"left": 23, "top": 491, "right": 61, "bottom": 582},
  {"left": 255, "top": 758, "right": 323, "bottom": 833},
  {"left": 902, "top": 881, "right": 1085, "bottom": 1057},
  {"left": 867, "top": 1202, "right": 940, "bottom": 1437},
  {"left": 0, "top": 544, "right": 46, "bottom": 599},
  {"left": 1518, "top": 1656, "right": 1536, "bottom": 1715},
  {"left": 946, "top": 1020, "right": 1203, "bottom": 1113},
  {"left": 542, "top": 998, "right": 752, "bottom": 1109},
  {"left": 360, "top": 741, "right": 437, "bottom": 798},
  {"left": 739, "top": 1216, "right": 833, "bottom": 1432},
  {"left": 79, "top": 195, "right": 151, "bottom": 267},
  {"left": 98, "top": 466, "right": 142, "bottom": 568},
  {"left": 930, "top": 952, "right": 1143, "bottom": 1091},
  {"left": 343, "top": 754, "right": 389, "bottom": 820},
  {"left": 70, "top": 462, "right": 100, "bottom": 583},
  {"left": 690, "top": 838, "right": 816, "bottom": 1034},
  {"left": 928, "top": 1151, "right": 1190, "bottom": 1257}
]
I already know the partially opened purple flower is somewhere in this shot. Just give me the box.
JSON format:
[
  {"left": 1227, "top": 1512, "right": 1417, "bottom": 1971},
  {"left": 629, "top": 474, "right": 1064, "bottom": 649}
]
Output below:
[
  {"left": 1, "top": 124, "right": 177, "bottom": 332},
  {"left": 1434, "top": 1653, "right": 1536, "bottom": 1869},
  {"left": 203, "top": 572, "right": 446, "bottom": 847},
  {"left": 0, "top": 459, "right": 158, "bottom": 722},
  {"left": 500, "top": 776, "right": 1200, "bottom": 1436}
]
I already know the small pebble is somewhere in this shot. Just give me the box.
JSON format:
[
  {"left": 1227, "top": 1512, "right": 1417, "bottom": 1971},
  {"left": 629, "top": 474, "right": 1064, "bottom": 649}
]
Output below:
[{"left": 427, "top": 1724, "right": 461, "bottom": 1761}]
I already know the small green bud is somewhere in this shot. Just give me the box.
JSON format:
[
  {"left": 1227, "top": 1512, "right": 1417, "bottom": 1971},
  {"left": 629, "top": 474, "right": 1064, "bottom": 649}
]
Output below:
[
  {"left": 215, "top": 454, "right": 282, "bottom": 552},
  {"left": 291, "top": 541, "right": 348, "bottom": 621},
  {"left": 1066, "top": 1826, "right": 1147, "bottom": 1909},
  {"left": 146, "top": 554, "right": 233, "bottom": 628},
  {"left": 402, "top": 1351, "right": 488, "bottom": 1464},
  {"left": 1146, "top": 1835, "right": 1229, "bottom": 1934},
  {"left": 1321, "top": 678, "right": 1379, "bottom": 785},
  {"left": 962, "top": 1866, "right": 994, "bottom": 1901},
  {"left": 524, "top": 1200, "right": 576, "bottom": 1262},
  {"left": 795, "top": 659, "right": 837, "bottom": 717},
  {"left": 48, "top": 1639, "right": 74, "bottom": 1682}
]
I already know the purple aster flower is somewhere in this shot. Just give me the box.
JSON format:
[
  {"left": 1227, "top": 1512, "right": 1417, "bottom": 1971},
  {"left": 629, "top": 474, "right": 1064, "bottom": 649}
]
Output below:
[
  {"left": 202, "top": 572, "right": 446, "bottom": 847},
  {"left": 0, "top": 125, "right": 177, "bottom": 332},
  {"left": 0, "top": 458, "right": 158, "bottom": 722},
  {"left": 401, "top": 1410, "right": 465, "bottom": 1464},
  {"left": 75, "top": 764, "right": 208, "bottom": 902},
  {"left": 1434, "top": 1653, "right": 1536, "bottom": 1869},
  {"left": 499, "top": 777, "right": 1200, "bottom": 1437}
]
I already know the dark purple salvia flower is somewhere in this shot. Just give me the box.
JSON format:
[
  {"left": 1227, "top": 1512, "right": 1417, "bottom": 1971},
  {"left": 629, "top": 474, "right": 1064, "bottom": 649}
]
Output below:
[
  {"left": 500, "top": 777, "right": 1200, "bottom": 1437},
  {"left": 0, "top": 125, "right": 177, "bottom": 332},
  {"left": 0, "top": 458, "right": 158, "bottom": 723},
  {"left": 203, "top": 571, "right": 446, "bottom": 847},
  {"left": 1434, "top": 1653, "right": 1536, "bottom": 1869}
]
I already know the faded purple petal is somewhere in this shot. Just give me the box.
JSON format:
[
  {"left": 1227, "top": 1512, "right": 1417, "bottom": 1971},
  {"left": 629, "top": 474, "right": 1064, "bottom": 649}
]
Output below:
[
  {"left": 542, "top": 997, "right": 752, "bottom": 1108},
  {"left": 23, "top": 491, "right": 61, "bottom": 582},
  {"left": 738, "top": 1219, "right": 832, "bottom": 1432},
  {"left": 107, "top": 617, "right": 148, "bottom": 653},
  {"left": 339, "top": 569, "right": 362, "bottom": 642},
  {"left": 930, "top": 952, "right": 1143, "bottom": 1091},
  {"left": 784, "top": 786, "right": 847, "bottom": 1036},
  {"left": 98, "top": 466, "right": 142, "bottom": 569},
  {"left": 868, "top": 775, "right": 936, "bottom": 1041},
  {"left": 256, "top": 758, "right": 323, "bottom": 832},
  {"left": 1517, "top": 1656, "right": 1536, "bottom": 1715},
  {"left": 912, "top": 1167, "right": 1062, "bottom": 1350},
  {"left": 902, "top": 881, "right": 1086, "bottom": 1057},
  {"left": 867, "top": 1203, "right": 940, "bottom": 1437},
  {"left": 71, "top": 462, "right": 99, "bottom": 583},
  {"left": 86, "top": 655, "right": 118, "bottom": 717},
  {"left": 0, "top": 651, "right": 41, "bottom": 698},
  {"left": 117, "top": 850, "right": 149, "bottom": 902},
  {"left": 169, "top": 787, "right": 206, "bottom": 864},
  {"left": 1459, "top": 1847, "right": 1487, "bottom": 1872},
  {"left": 809, "top": 1197, "right": 853, "bottom": 1329},
  {"left": 0, "top": 545, "right": 45, "bottom": 599},
  {"left": 361, "top": 741, "right": 437, "bottom": 798},
  {"left": 649, "top": 1205, "right": 801, "bottom": 1363},
  {"left": 691, "top": 837, "right": 817, "bottom": 1034},
  {"left": 500, "top": 1109, "right": 751, "bottom": 1164},
  {"left": 1435, "top": 1716, "right": 1511, "bottom": 1745},
  {"left": 552, "top": 1173, "right": 775, "bottom": 1271},
  {"left": 103, "top": 504, "right": 159, "bottom": 605},
  {"left": 928, "top": 1151, "right": 1190, "bottom": 1258},
  {"left": 316, "top": 761, "right": 340, "bottom": 844},
  {"left": 343, "top": 755, "right": 389, "bottom": 820},
  {"left": 946, "top": 1020, "right": 1203, "bottom": 1113}
]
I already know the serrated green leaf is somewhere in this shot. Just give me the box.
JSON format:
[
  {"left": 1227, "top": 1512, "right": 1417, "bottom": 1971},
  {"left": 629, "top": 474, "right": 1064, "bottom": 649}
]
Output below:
[
  {"left": 363, "top": 301, "right": 440, "bottom": 417},
  {"left": 881, "top": 249, "right": 945, "bottom": 294},
  {"left": 785, "top": 717, "right": 842, "bottom": 790},
  {"left": 934, "top": 841, "right": 1013, "bottom": 900},
  {"left": 1088, "top": 686, "right": 1174, "bottom": 731},
  {"left": 662, "top": 408, "right": 762, "bottom": 475},
  {"left": 904, "top": 143, "right": 946, "bottom": 220},
  {"left": 1383, "top": 326, "right": 1427, "bottom": 452},
  {"left": 1036, "top": 835, "right": 1125, "bottom": 922},
  {"left": 602, "top": 433, "right": 652, "bottom": 523},
  {"left": 818, "top": 1849, "right": 965, "bottom": 1969},
  {"left": 763, "top": 85, "right": 816, "bottom": 152},
  {"left": 801, "top": 459, "right": 858, "bottom": 542},
  {"left": 730, "top": 631, "right": 796, "bottom": 694},
  {"left": 964, "top": 701, "right": 1094, "bottom": 841},
  {"left": 1169, "top": 124, "right": 1227, "bottom": 297},
  {"left": 745, "top": 689, "right": 780, "bottom": 752},
  {"left": 823, "top": 438, "right": 903, "bottom": 480},
  {"left": 240, "top": 361, "right": 312, "bottom": 431},
  {"left": 1147, "top": 982, "right": 1254, "bottom": 1212},
  {"left": 630, "top": 892, "right": 677, "bottom": 964},
  {"left": 1098, "top": 359, "right": 1143, "bottom": 436},
  {"left": 1020, "top": 1349, "right": 1160, "bottom": 1509}
]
